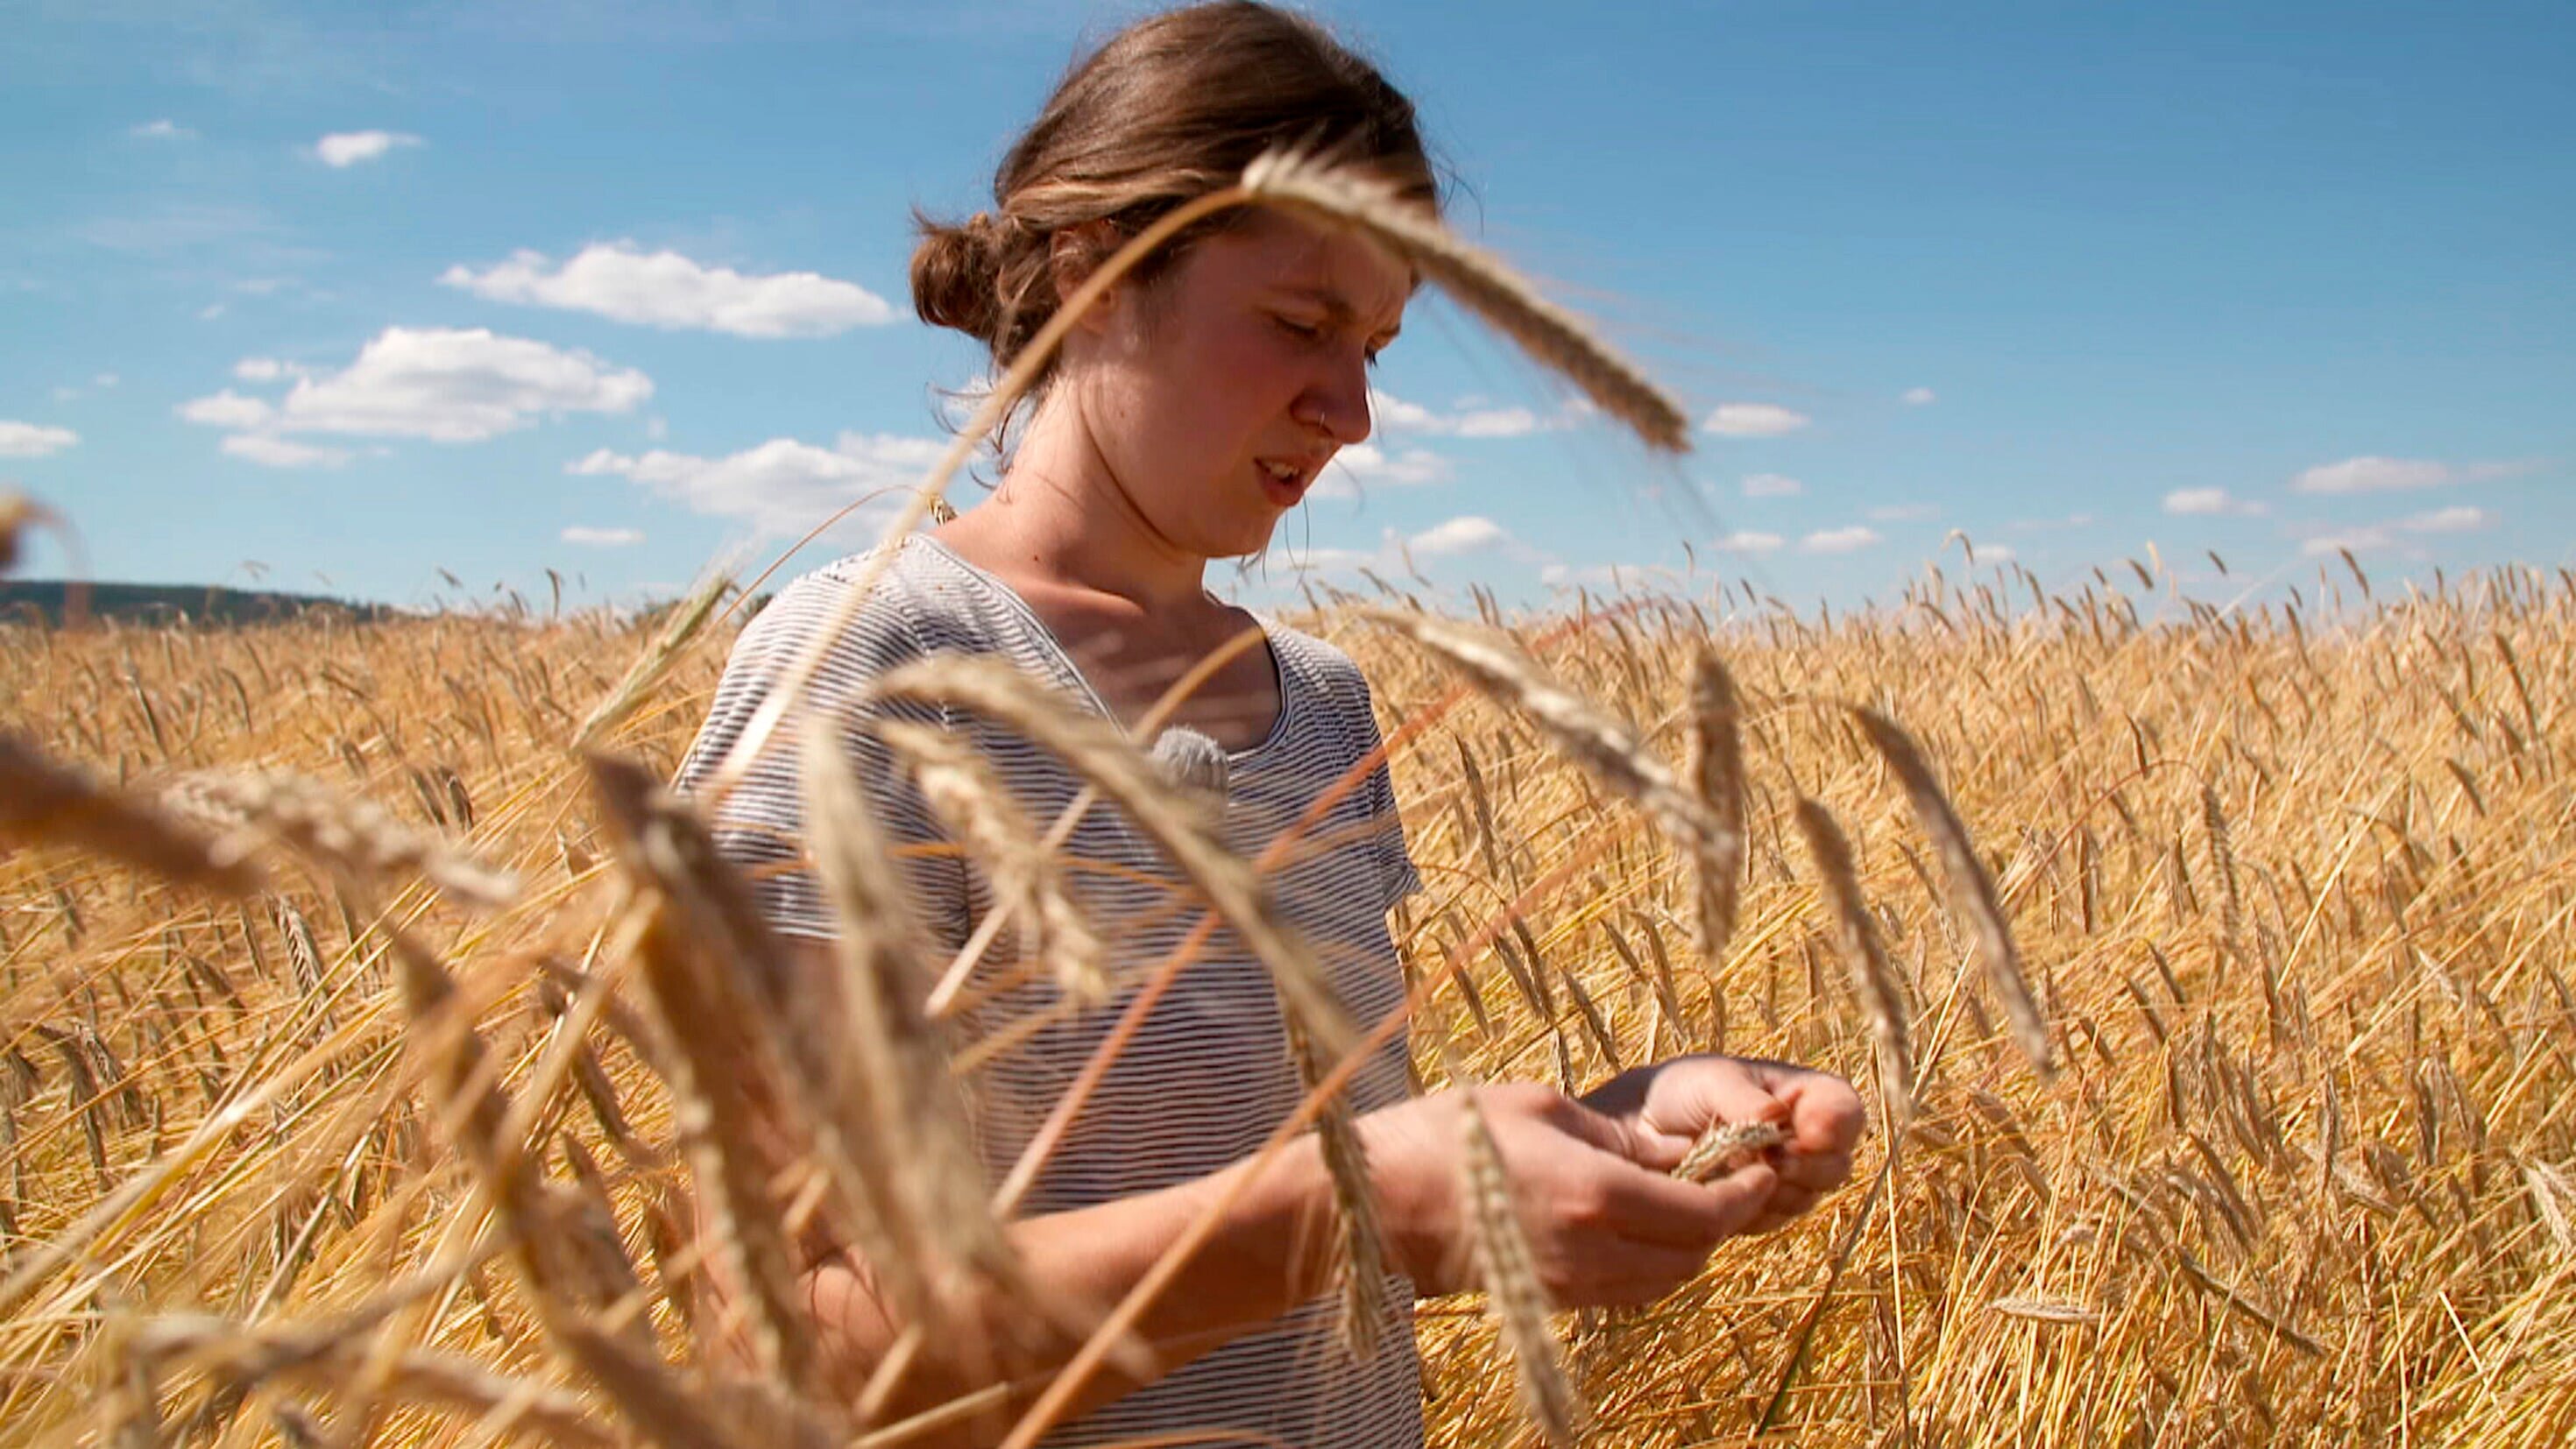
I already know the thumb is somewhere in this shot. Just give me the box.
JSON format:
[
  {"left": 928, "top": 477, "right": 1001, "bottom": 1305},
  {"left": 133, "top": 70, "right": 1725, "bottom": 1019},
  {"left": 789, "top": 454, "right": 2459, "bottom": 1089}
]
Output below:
[{"left": 1549, "top": 1096, "right": 1689, "bottom": 1174}]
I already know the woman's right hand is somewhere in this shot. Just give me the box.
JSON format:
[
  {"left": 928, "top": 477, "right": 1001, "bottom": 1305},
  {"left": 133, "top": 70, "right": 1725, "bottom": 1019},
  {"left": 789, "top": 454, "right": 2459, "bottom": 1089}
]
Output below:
[{"left": 1355, "top": 1082, "right": 1778, "bottom": 1307}]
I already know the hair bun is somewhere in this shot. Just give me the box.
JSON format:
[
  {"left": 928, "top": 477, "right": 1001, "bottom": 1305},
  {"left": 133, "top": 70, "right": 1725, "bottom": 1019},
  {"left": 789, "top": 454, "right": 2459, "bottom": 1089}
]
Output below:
[{"left": 909, "top": 209, "right": 1016, "bottom": 345}]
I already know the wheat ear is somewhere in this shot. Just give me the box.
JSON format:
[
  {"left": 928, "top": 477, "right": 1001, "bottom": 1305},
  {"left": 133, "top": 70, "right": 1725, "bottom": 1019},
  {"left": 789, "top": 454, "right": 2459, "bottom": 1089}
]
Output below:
[
  {"left": 1359, "top": 608, "right": 1722, "bottom": 859},
  {"left": 0, "top": 733, "right": 261, "bottom": 895},
  {"left": 1847, "top": 709, "right": 2051, "bottom": 1079},
  {"left": 581, "top": 754, "right": 819, "bottom": 1395},
  {"left": 871, "top": 654, "right": 1356, "bottom": 1062},
  {"left": 879, "top": 718, "right": 1107, "bottom": 1004},
  {"left": 796, "top": 714, "right": 1022, "bottom": 1316},
  {"left": 1284, "top": 1014, "right": 1390, "bottom": 1364},
  {"left": 575, "top": 562, "right": 734, "bottom": 750},
  {"left": 163, "top": 767, "right": 518, "bottom": 909},
  {"left": 1682, "top": 648, "right": 1747, "bottom": 974},
  {"left": 1242, "top": 150, "right": 1689, "bottom": 452},
  {"left": 1673, "top": 1119, "right": 1785, "bottom": 1185},
  {"left": 1459, "top": 1090, "right": 1587, "bottom": 1447},
  {"left": 1793, "top": 796, "right": 1916, "bottom": 1127}
]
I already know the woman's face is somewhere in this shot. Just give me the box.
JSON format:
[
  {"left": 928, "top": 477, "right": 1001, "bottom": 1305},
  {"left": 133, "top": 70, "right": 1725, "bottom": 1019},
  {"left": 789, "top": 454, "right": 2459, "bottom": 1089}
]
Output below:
[{"left": 1065, "top": 208, "right": 1414, "bottom": 562}]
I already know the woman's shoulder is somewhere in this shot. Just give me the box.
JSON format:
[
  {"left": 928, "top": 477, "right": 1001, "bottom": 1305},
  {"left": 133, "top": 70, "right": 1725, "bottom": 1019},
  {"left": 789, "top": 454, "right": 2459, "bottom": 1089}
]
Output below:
[
  {"left": 1263, "top": 617, "right": 1390, "bottom": 737},
  {"left": 732, "top": 534, "right": 1004, "bottom": 676}
]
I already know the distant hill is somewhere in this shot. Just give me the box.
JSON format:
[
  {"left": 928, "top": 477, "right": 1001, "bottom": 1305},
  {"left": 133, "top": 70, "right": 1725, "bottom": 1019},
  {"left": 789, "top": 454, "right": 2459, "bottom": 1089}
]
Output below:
[{"left": 0, "top": 580, "right": 401, "bottom": 627}]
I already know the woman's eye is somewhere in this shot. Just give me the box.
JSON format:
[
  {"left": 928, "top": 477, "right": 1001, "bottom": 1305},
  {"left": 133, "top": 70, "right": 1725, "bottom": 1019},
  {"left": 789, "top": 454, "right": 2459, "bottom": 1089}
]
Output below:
[{"left": 1275, "top": 315, "right": 1323, "bottom": 341}]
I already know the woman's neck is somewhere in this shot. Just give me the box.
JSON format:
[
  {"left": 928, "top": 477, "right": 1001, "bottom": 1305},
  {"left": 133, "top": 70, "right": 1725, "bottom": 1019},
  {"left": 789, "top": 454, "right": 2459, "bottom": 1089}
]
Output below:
[{"left": 937, "top": 398, "right": 1212, "bottom": 615}]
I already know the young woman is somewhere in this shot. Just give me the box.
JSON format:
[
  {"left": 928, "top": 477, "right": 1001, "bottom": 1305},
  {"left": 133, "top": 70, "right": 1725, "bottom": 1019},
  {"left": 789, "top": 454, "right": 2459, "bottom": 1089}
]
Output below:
[{"left": 674, "top": 4, "right": 1864, "bottom": 1444}]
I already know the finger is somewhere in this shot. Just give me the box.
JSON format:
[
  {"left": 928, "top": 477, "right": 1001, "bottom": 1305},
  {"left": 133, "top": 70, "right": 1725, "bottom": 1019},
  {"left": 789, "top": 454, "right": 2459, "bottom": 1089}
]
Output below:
[
  {"left": 1777, "top": 1072, "right": 1867, "bottom": 1156},
  {"left": 1596, "top": 1159, "right": 1777, "bottom": 1249},
  {"left": 1548, "top": 1096, "right": 1689, "bottom": 1174},
  {"left": 1773, "top": 1148, "right": 1856, "bottom": 1195},
  {"left": 1649, "top": 1058, "right": 1795, "bottom": 1142}
]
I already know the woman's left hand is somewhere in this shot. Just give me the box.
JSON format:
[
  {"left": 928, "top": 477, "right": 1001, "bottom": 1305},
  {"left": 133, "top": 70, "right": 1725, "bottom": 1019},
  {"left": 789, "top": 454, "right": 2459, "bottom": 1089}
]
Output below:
[{"left": 1576, "top": 1055, "right": 1866, "bottom": 1233}]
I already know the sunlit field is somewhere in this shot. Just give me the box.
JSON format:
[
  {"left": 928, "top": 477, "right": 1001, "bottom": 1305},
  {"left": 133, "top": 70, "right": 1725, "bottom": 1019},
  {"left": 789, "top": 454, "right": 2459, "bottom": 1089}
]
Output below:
[{"left": 5, "top": 549, "right": 2570, "bottom": 1447}]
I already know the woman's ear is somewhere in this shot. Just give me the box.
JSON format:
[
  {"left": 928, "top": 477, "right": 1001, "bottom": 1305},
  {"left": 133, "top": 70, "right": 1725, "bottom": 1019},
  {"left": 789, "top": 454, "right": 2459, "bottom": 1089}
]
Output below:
[{"left": 1049, "top": 222, "right": 1126, "bottom": 336}]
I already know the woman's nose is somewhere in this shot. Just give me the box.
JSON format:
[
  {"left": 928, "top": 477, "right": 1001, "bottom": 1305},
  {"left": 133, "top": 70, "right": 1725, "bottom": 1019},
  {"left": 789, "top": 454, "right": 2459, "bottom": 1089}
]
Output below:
[{"left": 1297, "top": 347, "right": 1375, "bottom": 447}]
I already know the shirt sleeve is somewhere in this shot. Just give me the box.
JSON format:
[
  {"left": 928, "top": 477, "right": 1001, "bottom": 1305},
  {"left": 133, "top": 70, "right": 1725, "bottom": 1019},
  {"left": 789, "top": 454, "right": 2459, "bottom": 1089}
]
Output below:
[
  {"left": 1348, "top": 668, "right": 1424, "bottom": 915},
  {"left": 670, "top": 565, "right": 966, "bottom": 949}
]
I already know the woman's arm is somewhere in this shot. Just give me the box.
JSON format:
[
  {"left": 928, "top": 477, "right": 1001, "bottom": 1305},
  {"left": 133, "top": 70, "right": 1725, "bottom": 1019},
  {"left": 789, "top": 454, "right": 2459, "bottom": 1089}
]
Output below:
[{"left": 714, "top": 937, "right": 1855, "bottom": 1442}]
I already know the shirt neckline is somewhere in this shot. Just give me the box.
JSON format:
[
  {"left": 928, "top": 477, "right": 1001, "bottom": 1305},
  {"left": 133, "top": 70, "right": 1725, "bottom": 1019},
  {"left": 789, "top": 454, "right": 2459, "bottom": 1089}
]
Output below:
[{"left": 905, "top": 533, "right": 1298, "bottom": 763}]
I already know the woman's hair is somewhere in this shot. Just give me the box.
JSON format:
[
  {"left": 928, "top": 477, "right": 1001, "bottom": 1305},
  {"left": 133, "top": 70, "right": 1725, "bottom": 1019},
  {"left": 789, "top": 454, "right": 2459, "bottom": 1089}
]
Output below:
[{"left": 910, "top": 1, "right": 1439, "bottom": 395}]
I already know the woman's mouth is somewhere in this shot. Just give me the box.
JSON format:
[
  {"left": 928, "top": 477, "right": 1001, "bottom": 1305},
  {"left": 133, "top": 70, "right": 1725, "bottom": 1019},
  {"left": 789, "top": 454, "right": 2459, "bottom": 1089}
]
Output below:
[{"left": 1256, "top": 456, "right": 1311, "bottom": 505}]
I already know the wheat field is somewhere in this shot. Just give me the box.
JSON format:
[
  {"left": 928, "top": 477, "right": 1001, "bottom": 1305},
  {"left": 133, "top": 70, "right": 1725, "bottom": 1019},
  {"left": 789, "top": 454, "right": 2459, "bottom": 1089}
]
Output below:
[{"left": 4, "top": 546, "right": 2571, "bottom": 1447}]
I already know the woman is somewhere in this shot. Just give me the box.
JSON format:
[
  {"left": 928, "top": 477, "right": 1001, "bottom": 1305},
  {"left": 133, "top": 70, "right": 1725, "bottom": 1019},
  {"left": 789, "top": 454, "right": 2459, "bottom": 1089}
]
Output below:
[{"left": 674, "top": 4, "right": 1864, "bottom": 1445}]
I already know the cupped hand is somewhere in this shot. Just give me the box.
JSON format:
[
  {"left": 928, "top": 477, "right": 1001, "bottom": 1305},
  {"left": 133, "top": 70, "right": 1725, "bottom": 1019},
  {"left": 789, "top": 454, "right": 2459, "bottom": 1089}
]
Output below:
[
  {"left": 1577, "top": 1054, "right": 1865, "bottom": 1233},
  {"left": 1356, "top": 1081, "right": 1780, "bottom": 1308}
]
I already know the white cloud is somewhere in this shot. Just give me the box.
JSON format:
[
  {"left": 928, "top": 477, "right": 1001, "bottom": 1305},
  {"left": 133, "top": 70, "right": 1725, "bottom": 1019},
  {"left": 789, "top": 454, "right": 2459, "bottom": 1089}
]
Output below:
[
  {"left": 570, "top": 431, "right": 948, "bottom": 537},
  {"left": 1900, "top": 386, "right": 1936, "bottom": 406},
  {"left": 441, "top": 243, "right": 894, "bottom": 338},
  {"left": 1702, "top": 402, "right": 1811, "bottom": 438},
  {"left": 1407, "top": 515, "right": 1511, "bottom": 558},
  {"left": 2011, "top": 511, "right": 2096, "bottom": 532},
  {"left": 222, "top": 434, "right": 350, "bottom": 469},
  {"left": 2406, "top": 505, "right": 2495, "bottom": 534},
  {"left": 2163, "top": 487, "right": 2267, "bottom": 517},
  {"left": 2296, "top": 505, "right": 2499, "bottom": 556},
  {"left": 1716, "top": 530, "right": 1784, "bottom": 555},
  {"left": 180, "top": 329, "right": 648, "bottom": 467},
  {"left": 131, "top": 119, "right": 194, "bottom": 140},
  {"left": 1866, "top": 502, "right": 1937, "bottom": 522},
  {"left": 198, "top": 303, "right": 226, "bottom": 321},
  {"left": 1314, "top": 442, "right": 1452, "bottom": 497},
  {"left": 562, "top": 526, "right": 646, "bottom": 548},
  {"left": 1975, "top": 543, "right": 2016, "bottom": 563},
  {"left": 93, "top": 372, "right": 120, "bottom": 389},
  {"left": 2289, "top": 456, "right": 2525, "bottom": 495},
  {"left": 2300, "top": 527, "right": 2388, "bottom": 557},
  {"left": 1540, "top": 561, "right": 1686, "bottom": 592},
  {"left": 1369, "top": 390, "right": 1549, "bottom": 440},
  {"left": 1740, "top": 472, "right": 1803, "bottom": 498},
  {"left": 0, "top": 421, "right": 79, "bottom": 457},
  {"left": 286, "top": 327, "right": 649, "bottom": 441},
  {"left": 177, "top": 390, "right": 275, "bottom": 428},
  {"left": 315, "top": 130, "right": 423, "bottom": 168},
  {"left": 1801, "top": 526, "right": 1881, "bottom": 555}
]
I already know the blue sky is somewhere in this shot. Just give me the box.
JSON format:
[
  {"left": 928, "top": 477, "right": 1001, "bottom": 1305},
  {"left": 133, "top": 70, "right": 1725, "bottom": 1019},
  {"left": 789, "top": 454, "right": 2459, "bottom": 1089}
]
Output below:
[{"left": 4, "top": 0, "right": 2570, "bottom": 614}]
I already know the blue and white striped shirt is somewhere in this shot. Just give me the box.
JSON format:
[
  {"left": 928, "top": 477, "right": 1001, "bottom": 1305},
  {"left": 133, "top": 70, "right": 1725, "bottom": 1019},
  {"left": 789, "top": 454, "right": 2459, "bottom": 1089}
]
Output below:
[{"left": 674, "top": 533, "right": 1426, "bottom": 1448}]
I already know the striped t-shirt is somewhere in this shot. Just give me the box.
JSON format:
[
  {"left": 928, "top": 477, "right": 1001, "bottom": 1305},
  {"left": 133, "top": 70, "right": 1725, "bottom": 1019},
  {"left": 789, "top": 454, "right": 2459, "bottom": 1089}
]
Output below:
[{"left": 671, "top": 534, "right": 1426, "bottom": 1448}]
